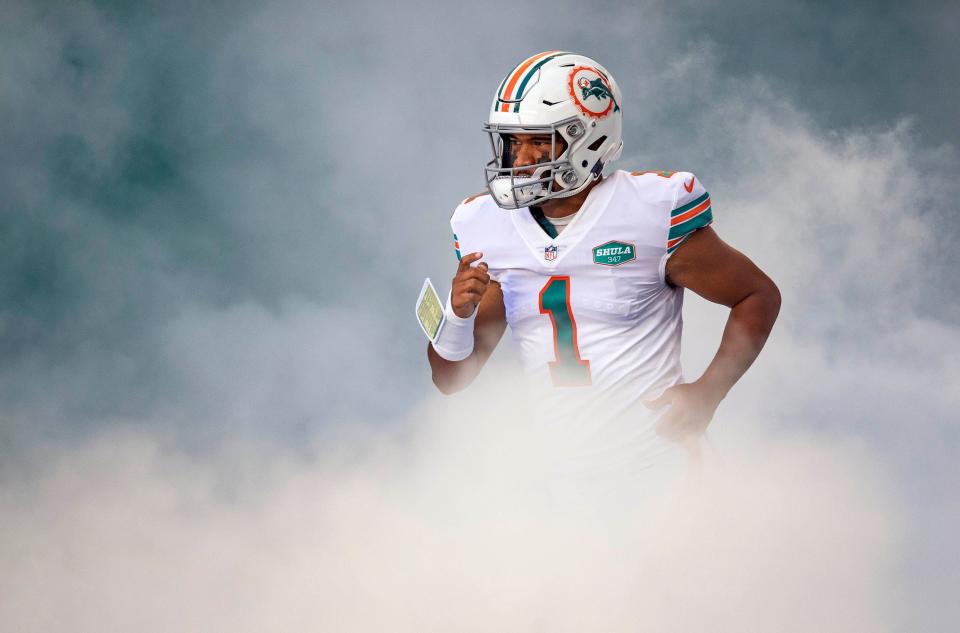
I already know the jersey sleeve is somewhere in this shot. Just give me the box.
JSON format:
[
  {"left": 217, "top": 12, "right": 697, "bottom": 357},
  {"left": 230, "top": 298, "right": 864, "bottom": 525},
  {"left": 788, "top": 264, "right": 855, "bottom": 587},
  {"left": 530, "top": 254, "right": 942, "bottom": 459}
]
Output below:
[
  {"left": 448, "top": 192, "right": 506, "bottom": 282},
  {"left": 449, "top": 192, "right": 489, "bottom": 261},
  {"left": 449, "top": 194, "right": 483, "bottom": 263},
  {"left": 666, "top": 172, "right": 713, "bottom": 255},
  {"left": 451, "top": 227, "right": 462, "bottom": 261}
]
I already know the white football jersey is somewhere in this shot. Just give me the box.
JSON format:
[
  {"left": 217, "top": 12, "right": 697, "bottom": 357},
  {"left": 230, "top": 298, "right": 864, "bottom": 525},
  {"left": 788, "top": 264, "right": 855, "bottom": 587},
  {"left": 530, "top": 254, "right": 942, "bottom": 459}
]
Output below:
[{"left": 450, "top": 169, "right": 713, "bottom": 476}]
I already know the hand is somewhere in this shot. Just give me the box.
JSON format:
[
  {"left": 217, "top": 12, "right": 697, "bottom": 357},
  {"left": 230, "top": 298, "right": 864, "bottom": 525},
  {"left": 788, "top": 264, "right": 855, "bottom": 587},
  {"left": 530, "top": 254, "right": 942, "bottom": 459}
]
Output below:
[
  {"left": 643, "top": 380, "right": 724, "bottom": 443},
  {"left": 451, "top": 252, "right": 490, "bottom": 318}
]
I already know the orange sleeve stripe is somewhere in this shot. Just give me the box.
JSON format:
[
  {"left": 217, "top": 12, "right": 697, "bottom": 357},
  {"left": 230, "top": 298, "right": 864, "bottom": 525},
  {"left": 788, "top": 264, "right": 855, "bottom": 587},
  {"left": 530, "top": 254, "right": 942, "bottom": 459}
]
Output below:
[
  {"left": 461, "top": 191, "right": 487, "bottom": 205},
  {"left": 667, "top": 225, "right": 712, "bottom": 251},
  {"left": 670, "top": 197, "right": 711, "bottom": 225}
]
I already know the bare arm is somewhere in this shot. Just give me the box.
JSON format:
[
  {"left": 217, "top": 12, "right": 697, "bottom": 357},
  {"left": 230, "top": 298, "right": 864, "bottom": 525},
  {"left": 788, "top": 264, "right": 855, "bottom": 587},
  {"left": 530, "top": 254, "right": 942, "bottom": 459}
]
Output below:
[
  {"left": 647, "top": 226, "right": 781, "bottom": 439},
  {"left": 427, "top": 252, "right": 508, "bottom": 394}
]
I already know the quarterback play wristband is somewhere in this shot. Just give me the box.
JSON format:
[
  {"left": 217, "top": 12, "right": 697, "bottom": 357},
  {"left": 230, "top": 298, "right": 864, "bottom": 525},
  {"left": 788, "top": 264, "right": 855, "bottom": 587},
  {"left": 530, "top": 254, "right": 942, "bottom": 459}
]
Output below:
[
  {"left": 431, "top": 292, "right": 477, "bottom": 361},
  {"left": 415, "top": 278, "right": 445, "bottom": 342}
]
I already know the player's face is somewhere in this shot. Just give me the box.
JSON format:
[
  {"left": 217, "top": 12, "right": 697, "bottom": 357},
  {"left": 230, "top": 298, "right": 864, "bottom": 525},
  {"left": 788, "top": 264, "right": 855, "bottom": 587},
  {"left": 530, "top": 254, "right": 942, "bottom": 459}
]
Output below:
[{"left": 508, "top": 133, "right": 568, "bottom": 176}]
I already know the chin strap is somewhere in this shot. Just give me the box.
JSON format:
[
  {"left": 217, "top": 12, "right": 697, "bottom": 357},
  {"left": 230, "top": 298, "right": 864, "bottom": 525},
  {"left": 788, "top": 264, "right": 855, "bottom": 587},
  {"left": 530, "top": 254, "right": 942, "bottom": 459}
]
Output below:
[{"left": 591, "top": 160, "right": 605, "bottom": 178}]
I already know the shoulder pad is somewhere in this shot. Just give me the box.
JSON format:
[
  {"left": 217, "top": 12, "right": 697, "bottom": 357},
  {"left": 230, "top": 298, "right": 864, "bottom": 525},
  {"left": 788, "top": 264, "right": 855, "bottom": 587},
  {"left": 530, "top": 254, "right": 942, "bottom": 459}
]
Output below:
[{"left": 461, "top": 191, "right": 489, "bottom": 206}]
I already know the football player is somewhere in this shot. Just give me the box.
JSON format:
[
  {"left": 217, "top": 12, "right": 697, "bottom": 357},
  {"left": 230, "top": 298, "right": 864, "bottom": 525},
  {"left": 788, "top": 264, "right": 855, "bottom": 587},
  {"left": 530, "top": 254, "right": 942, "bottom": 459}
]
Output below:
[{"left": 427, "top": 51, "right": 779, "bottom": 459}]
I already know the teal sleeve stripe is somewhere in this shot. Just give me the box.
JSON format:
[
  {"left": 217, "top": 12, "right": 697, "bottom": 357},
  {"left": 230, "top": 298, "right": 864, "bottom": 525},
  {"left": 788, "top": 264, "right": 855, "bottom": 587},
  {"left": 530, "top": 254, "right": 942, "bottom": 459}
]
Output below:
[
  {"left": 668, "top": 208, "right": 713, "bottom": 240},
  {"left": 667, "top": 219, "right": 714, "bottom": 254},
  {"left": 670, "top": 191, "right": 710, "bottom": 217},
  {"left": 667, "top": 234, "right": 692, "bottom": 254}
]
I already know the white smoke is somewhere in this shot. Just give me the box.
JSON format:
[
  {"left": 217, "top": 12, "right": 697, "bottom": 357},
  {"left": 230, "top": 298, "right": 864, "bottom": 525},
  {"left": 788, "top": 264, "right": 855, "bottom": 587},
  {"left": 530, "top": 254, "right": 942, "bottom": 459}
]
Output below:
[
  {"left": 0, "top": 386, "right": 898, "bottom": 633},
  {"left": 0, "top": 1, "right": 957, "bottom": 631}
]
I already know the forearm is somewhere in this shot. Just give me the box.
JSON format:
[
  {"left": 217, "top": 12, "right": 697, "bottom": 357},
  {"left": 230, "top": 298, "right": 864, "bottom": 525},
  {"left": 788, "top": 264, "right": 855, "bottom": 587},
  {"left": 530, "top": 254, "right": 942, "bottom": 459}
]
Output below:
[
  {"left": 426, "top": 275, "right": 505, "bottom": 395},
  {"left": 427, "top": 343, "right": 483, "bottom": 395},
  {"left": 696, "top": 282, "right": 781, "bottom": 402}
]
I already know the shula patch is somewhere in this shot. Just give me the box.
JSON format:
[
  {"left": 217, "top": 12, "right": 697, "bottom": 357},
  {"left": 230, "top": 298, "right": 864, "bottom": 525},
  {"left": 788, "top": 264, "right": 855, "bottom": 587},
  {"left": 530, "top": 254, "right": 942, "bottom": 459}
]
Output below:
[{"left": 592, "top": 240, "right": 636, "bottom": 266}]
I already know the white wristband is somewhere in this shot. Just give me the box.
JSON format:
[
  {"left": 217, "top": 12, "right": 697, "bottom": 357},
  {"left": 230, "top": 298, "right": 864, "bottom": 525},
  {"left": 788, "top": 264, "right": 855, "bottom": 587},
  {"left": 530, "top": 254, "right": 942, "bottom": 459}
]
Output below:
[{"left": 431, "top": 293, "right": 477, "bottom": 361}]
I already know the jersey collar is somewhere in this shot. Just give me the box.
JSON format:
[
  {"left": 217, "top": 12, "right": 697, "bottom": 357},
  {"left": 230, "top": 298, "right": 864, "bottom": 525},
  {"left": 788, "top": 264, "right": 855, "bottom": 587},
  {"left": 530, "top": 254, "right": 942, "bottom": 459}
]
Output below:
[{"left": 510, "top": 177, "right": 615, "bottom": 268}]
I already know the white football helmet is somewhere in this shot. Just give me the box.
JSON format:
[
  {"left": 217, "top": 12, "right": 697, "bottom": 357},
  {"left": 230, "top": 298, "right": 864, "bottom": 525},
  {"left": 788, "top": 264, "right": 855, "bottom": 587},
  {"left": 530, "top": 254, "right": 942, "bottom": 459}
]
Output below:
[{"left": 483, "top": 51, "right": 624, "bottom": 209}]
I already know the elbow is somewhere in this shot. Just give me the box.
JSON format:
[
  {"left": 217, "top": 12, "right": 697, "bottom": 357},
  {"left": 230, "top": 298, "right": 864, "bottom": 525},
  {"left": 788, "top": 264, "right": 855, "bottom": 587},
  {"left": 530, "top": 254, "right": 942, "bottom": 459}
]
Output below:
[
  {"left": 431, "top": 372, "right": 459, "bottom": 396},
  {"left": 760, "top": 277, "right": 782, "bottom": 323},
  {"left": 769, "top": 278, "right": 782, "bottom": 314},
  {"left": 429, "top": 354, "right": 465, "bottom": 395},
  {"left": 738, "top": 276, "right": 781, "bottom": 329},
  {"left": 426, "top": 343, "right": 477, "bottom": 395}
]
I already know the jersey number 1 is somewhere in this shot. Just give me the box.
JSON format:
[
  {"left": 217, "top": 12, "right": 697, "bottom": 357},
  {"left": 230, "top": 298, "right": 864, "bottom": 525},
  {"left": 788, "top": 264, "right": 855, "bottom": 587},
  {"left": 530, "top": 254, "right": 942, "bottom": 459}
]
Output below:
[{"left": 539, "top": 276, "right": 592, "bottom": 387}]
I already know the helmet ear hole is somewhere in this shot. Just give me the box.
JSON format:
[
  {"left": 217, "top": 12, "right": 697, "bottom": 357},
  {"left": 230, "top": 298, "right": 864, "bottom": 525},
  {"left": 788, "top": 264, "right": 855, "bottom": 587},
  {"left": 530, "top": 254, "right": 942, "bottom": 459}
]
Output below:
[
  {"left": 554, "top": 132, "right": 569, "bottom": 159},
  {"left": 587, "top": 135, "right": 607, "bottom": 152}
]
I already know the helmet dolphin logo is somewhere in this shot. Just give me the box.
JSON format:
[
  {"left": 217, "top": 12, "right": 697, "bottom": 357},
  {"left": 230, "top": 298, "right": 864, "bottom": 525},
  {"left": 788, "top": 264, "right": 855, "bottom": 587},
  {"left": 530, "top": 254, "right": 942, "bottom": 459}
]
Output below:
[{"left": 579, "top": 77, "right": 620, "bottom": 112}]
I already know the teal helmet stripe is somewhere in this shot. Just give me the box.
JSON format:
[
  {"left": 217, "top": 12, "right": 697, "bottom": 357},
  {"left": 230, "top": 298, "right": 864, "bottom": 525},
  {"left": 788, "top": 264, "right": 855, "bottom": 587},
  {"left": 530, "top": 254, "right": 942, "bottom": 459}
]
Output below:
[
  {"left": 511, "top": 52, "right": 568, "bottom": 112},
  {"left": 496, "top": 52, "right": 558, "bottom": 103}
]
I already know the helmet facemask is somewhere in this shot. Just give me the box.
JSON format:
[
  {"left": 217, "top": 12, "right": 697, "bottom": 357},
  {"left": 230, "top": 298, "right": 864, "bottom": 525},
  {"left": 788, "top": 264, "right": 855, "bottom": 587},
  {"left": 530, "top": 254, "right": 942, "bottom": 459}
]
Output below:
[{"left": 483, "top": 117, "right": 586, "bottom": 209}]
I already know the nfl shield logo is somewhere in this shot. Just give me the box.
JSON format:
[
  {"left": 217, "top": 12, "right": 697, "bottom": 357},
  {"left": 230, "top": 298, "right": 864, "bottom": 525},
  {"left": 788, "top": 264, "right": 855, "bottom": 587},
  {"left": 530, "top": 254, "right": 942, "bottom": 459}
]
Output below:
[{"left": 544, "top": 245, "right": 558, "bottom": 261}]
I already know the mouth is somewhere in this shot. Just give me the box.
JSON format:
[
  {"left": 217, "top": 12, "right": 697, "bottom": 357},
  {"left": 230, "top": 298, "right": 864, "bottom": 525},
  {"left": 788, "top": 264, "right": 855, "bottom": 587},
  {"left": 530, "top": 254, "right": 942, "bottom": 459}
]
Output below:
[{"left": 509, "top": 167, "right": 553, "bottom": 179}]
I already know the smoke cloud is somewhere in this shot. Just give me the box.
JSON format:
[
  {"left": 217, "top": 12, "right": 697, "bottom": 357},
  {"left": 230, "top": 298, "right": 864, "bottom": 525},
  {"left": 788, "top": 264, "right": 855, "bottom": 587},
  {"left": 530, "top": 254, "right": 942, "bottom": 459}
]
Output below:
[
  {"left": 0, "top": 1, "right": 957, "bottom": 630},
  {"left": 0, "top": 386, "right": 899, "bottom": 632}
]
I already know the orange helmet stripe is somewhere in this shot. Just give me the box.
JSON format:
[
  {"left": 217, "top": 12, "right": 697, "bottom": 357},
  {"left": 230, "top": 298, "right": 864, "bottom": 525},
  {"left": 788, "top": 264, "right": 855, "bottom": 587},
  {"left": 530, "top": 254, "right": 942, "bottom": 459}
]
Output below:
[{"left": 498, "top": 50, "right": 560, "bottom": 112}]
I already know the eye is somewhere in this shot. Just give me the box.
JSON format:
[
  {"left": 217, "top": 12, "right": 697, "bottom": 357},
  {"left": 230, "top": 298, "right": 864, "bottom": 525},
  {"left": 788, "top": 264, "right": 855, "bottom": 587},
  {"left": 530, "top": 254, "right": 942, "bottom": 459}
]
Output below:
[{"left": 505, "top": 136, "right": 554, "bottom": 150}]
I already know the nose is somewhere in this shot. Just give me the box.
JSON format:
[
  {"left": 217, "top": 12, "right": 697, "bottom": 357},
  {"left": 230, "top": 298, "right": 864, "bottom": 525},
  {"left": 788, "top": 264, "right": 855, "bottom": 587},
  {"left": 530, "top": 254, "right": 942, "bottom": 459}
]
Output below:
[{"left": 512, "top": 143, "right": 543, "bottom": 174}]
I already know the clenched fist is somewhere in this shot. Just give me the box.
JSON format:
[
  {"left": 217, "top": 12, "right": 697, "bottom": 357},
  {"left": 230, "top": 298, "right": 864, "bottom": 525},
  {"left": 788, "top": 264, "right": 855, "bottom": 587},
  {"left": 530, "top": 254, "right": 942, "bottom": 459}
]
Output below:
[{"left": 451, "top": 252, "right": 491, "bottom": 318}]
